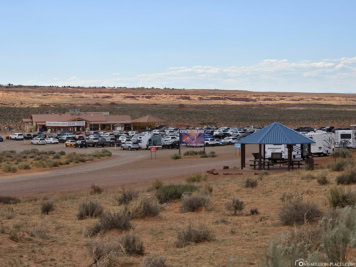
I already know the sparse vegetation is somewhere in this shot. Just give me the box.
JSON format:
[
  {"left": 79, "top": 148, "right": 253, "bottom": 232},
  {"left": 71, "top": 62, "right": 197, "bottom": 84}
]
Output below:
[
  {"left": 129, "top": 197, "right": 160, "bottom": 218},
  {"left": 119, "top": 232, "right": 144, "bottom": 256},
  {"left": 176, "top": 224, "right": 214, "bottom": 248},
  {"left": 245, "top": 178, "right": 258, "bottom": 188},
  {"left": 279, "top": 199, "right": 322, "bottom": 225},
  {"left": 41, "top": 200, "right": 55, "bottom": 215},
  {"left": 0, "top": 196, "right": 20, "bottom": 204},
  {"left": 156, "top": 184, "right": 198, "bottom": 204},
  {"left": 77, "top": 200, "right": 104, "bottom": 220},
  {"left": 328, "top": 159, "right": 354, "bottom": 172},
  {"left": 225, "top": 198, "right": 245, "bottom": 215},
  {"left": 336, "top": 168, "right": 356, "bottom": 185},
  {"left": 115, "top": 189, "right": 138, "bottom": 205},
  {"left": 181, "top": 194, "right": 210, "bottom": 212},
  {"left": 171, "top": 154, "right": 181, "bottom": 160},
  {"left": 90, "top": 184, "right": 103, "bottom": 195},
  {"left": 326, "top": 187, "right": 356, "bottom": 208},
  {"left": 186, "top": 173, "right": 208, "bottom": 183},
  {"left": 143, "top": 256, "right": 169, "bottom": 267},
  {"left": 87, "top": 212, "right": 132, "bottom": 237},
  {"left": 332, "top": 148, "right": 352, "bottom": 159}
]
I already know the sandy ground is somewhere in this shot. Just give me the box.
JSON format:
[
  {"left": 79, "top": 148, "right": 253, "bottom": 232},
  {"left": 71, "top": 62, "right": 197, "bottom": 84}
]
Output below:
[{"left": 0, "top": 140, "right": 258, "bottom": 196}]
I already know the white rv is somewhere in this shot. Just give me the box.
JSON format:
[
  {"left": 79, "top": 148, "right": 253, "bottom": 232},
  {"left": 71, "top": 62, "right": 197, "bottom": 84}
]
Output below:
[
  {"left": 335, "top": 129, "right": 356, "bottom": 148},
  {"left": 140, "top": 133, "right": 162, "bottom": 149},
  {"left": 305, "top": 132, "right": 335, "bottom": 156},
  {"left": 265, "top": 144, "right": 303, "bottom": 160}
]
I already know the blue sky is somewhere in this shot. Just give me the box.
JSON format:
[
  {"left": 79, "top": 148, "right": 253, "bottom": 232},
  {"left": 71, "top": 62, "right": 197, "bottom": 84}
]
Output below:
[{"left": 1, "top": 0, "right": 356, "bottom": 93}]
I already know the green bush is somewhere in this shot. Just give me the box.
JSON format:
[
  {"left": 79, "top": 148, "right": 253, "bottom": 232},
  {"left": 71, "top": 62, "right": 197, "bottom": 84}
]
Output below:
[
  {"left": 156, "top": 184, "right": 198, "bottom": 204},
  {"left": 41, "top": 200, "right": 55, "bottom": 215},
  {"left": 225, "top": 198, "right": 245, "bottom": 215},
  {"left": 186, "top": 173, "right": 207, "bottom": 183},
  {"left": 326, "top": 187, "right": 356, "bottom": 208},
  {"left": 279, "top": 199, "right": 322, "bottom": 225},
  {"left": 87, "top": 212, "right": 132, "bottom": 237},
  {"left": 208, "top": 151, "right": 216, "bottom": 158},
  {"left": 336, "top": 168, "right": 356, "bottom": 185},
  {"left": 171, "top": 154, "right": 181, "bottom": 160},
  {"left": 2, "top": 164, "right": 17, "bottom": 173},
  {"left": 176, "top": 224, "right": 214, "bottom": 248},
  {"left": 181, "top": 194, "right": 210, "bottom": 212},
  {"left": 77, "top": 201, "right": 104, "bottom": 220}
]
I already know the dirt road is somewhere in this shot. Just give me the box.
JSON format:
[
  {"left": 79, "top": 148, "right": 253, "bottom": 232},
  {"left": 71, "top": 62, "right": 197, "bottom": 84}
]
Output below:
[{"left": 0, "top": 145, "right": 257, "bottom": 196}]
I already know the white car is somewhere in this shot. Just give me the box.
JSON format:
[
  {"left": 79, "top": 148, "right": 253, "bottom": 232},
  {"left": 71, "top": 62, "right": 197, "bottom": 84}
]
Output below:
[
  {"left": 32, "top": 137, "right": 46, "bottom": 145},
  {"left": 223, "top": 137, "right": 238, "bottom": 145},
  {"left": 45, "top": 137, "right": 59, "bottom": 144},
  {"left": 10, "top": 133, "right": 24, "bottom": 140}
]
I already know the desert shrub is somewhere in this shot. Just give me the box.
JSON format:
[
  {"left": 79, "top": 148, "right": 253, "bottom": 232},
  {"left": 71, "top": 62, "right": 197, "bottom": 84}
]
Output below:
[
  {"left": 0, "top": 207, "right": 15, "bottom": 219},
  {"left": 245, "top": 178, "right": 258, "bottom": 188},
  {"left": 87, "top": 238, "right": 123, "bottom": 266},
  {"left": 317, "top": 175, "right": 329, "bottom": 185},
  {"left": 171, "top": 154, "right": 181, "bottom": 160},
  {"left": 53, "top": 154, "right": 61, "bottom": 159},
  {"left": 183, "top": 150, "right": 199, "bottom": 156},
  {"left": 59, "top": 151, "right": 66, "bottom": 156},
  {"left": 332, "top": 148, "right": 352, "bottom": 159},
  {"left": 48, "top": 160, "right": 60, "bottom": 168},
  {"left": 336, "top": 168, "right": 356, "bottom": 185},
  {"left": 150, "top": 179, "right": 163, "bottom": 190},
  {"left": 225, "top": 198, "right": 245, "bottom": 215},
  {"left": 156, "top": 184, "right": 198, "bottom": 204},
  {"left": 279, "top": 200, "right": 322, "bottom": 225},
  {"left": 250, "top": 208, "right": 259, "bottom": 215},
  {"left": 200, "top": 153, "right": 208, "bottom": 158},
  {"left": 326, "top": 187, "right": 356, "bottom": 208},
  {"left": 143, "top": 256, "right": 168, "bottom": 267},
  {"left": 77, "top": 201, "right": 104, "bottom": 220},
  {"left": 2, "top": 164, "right": 17, "bottom": 173},
  {"left": 328, "top": 159, "right": 354, "bottom": 172},
  {"left": 186, "top": 173, "right": 207, "bottom": 183},
  {"left": 208, "top": 151, "right": 216, "bottom": 158},
  {"left": 120, "top": 233, "right": 144, "bottom": 256},
  {"left": 176, "top": 224, "right": 214, "bottom": 248},
  {"left": 101, "top": 149, "right": 112, "bottom": 157},
  {"left": 181, "top": 194, "right": 210, "bottom": 212},
  {"left": 90, "top": 184, "right": 103, "bottom": 195},
  {"left": 129, "top": 197, "right": 160, "bottom": 218},
  {"left": 115, "top": 189, "right": 138, "bottom": 205},
  {"left": 41, "top": 200, "right": 55, "bottom": 215},
  {"left": 280, "top": 192, "right": 303, "bottom": 204},
  {"left": 18, "top": 163, "right": 31, "bottom": 170},
  {"left": 199, "top": 183, "right": 213, "bottom": 195},
  {"left": 87, "top": 212, "right": 132, "bottom": 237},
  {"left": 302, "top": 173, "right": 315, "bottom": 180},
  {"left": 264, "top": 207, "right": 356, "bottom": 266},
  {"left": 0, "top": 196, "right": 20, "bottom": 204}
]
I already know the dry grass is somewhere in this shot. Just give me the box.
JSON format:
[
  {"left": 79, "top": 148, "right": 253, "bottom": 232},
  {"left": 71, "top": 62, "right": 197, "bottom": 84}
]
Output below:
[{"left": 0, "top": 166, "right": 356, "bottom": 266}]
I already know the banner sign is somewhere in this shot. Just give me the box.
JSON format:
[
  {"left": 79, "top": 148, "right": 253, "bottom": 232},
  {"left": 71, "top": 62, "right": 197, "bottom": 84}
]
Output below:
[
  {"left": 179, "top": 129, "right": 205, "bottom": 146},
  {"left": 45, "top": 121, "right": 86, "bottom": 127}
]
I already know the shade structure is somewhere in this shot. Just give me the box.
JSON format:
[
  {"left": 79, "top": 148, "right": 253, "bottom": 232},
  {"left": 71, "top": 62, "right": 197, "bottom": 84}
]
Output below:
[
  {"left": 239, "top": 122, "right": 315, "bottom": 145},
  {"left": 238, "top": 122, "right": 315, "bottom": 171}
]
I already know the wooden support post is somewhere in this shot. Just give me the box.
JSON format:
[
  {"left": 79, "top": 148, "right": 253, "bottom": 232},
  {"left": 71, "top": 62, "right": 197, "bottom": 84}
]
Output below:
[
  {"left": 308, "top": 143, "right": 312, "bottom": 158},
  {"left": 241, "top": 144, "right": 246, "bottom": 170}
]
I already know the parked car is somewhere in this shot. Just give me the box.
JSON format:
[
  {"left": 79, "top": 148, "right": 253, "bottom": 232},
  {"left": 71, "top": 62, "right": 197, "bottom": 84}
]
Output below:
[
  {"left": 10, "top": 133, "right": 24, "bottom": 140},
  {"left": 75, "top": 140, "right": 88, "bottom": 148},
  {"left": 0, "top": 136, "right": 3, "bottom": 142},
  {"left": 23, "top": 133, "right": 33, "bottom": 140},
  {"left": 204, "top": 138, "right": 219, "bottom": 146},
  {"left": 223, "top": 136, "right": 238, "bottom": 145},
  {"left": 64, "top": 139, "right": 77, "bottom": 148},
  {"left": 45, "top": 137, "right": 59, "bottom": 144},
  {"left": 121, "top": 141, "right": 140, "bottom": 150},
  {"left": 31, "top": 137, "right": 46, "bottom": 145}
]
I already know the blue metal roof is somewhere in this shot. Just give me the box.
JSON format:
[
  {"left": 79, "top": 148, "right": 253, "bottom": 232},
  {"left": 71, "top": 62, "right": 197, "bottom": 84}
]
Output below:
[{"left": 239, "top": 122, "right": 315, "bottom": 145}]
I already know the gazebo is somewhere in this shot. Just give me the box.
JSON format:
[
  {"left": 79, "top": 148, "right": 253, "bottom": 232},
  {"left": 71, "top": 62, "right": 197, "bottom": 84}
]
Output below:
[{"left": 239, "top": 122, "right": 315, "bottom": 170}]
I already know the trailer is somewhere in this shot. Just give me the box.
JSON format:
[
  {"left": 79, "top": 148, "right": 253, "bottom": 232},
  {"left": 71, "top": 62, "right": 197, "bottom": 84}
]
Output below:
[
  {"left": 140, "top": 133, "right": 162, "bottom": 149},
  {"left": 265, "top": 144, "right": 303, "bottom": 160},
  {"left": 305, "top": 132, "right": 335, "bottom": 156},
  {"left": 335, "top": 129, "right": 356, "bottom": 148}
]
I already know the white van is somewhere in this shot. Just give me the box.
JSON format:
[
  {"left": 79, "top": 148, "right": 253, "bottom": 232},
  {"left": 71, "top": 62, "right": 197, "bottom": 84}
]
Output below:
[
  {"left": 305, "top": 132, "right": 335, "bottom": 156},
  {"left": 265, "top": 144, "right": 303, "bottom": 159},
  {"left": 10, "top": 133, "right": 24, "bottom": 140}
]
